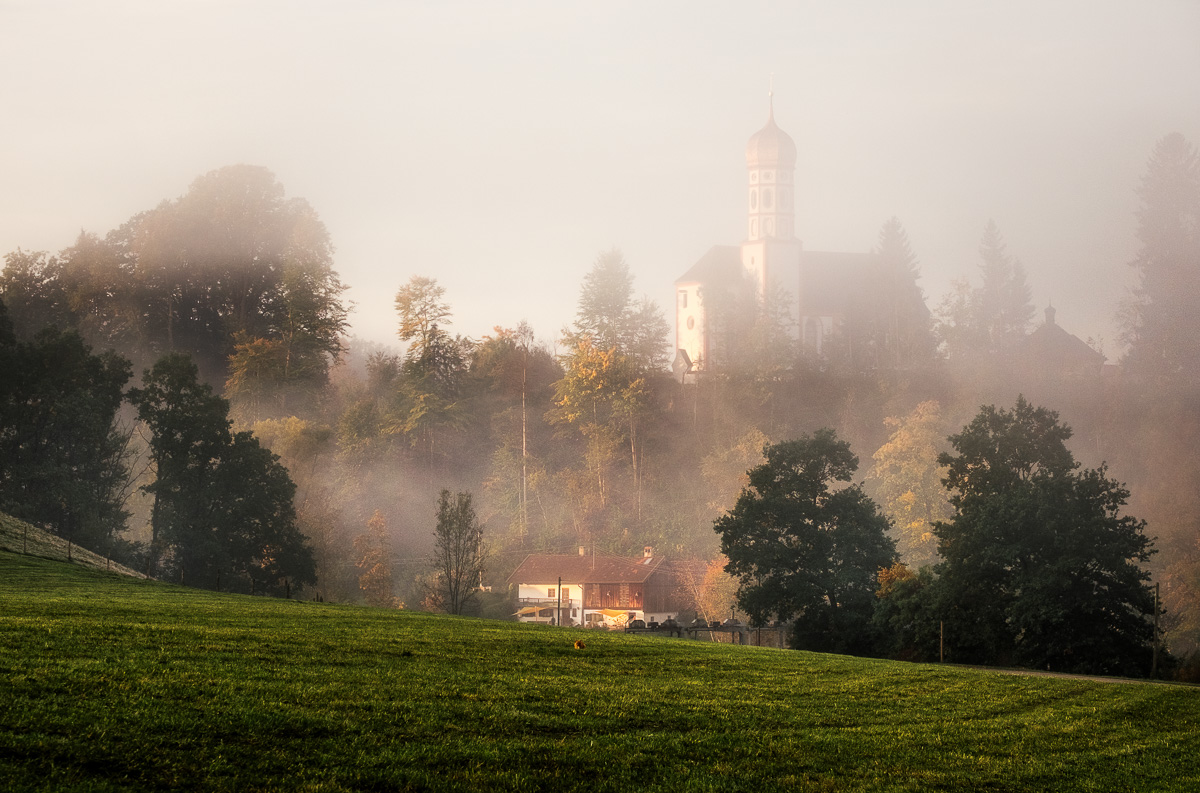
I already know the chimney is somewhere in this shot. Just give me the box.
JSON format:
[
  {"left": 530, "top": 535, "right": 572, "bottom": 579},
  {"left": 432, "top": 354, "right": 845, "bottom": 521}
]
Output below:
[
  {"left": 643, "top": 545, "right": 653, "bottom": 558},
  {"left": 578, "top": 546, "right": 586, "bottom": 556}
]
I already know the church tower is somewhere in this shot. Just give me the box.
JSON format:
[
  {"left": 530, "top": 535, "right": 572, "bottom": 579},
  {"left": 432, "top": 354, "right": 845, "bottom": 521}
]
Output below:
[{"left": 741, "top": 94, "right": 803, "bottom": 307}]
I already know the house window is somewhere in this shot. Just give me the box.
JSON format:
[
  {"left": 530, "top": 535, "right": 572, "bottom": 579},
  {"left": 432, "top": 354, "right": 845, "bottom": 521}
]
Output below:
[
  {"left": 678, "top": 290, "right": 687, "bottom": 309},
  {"left": 561, "top": 587, "right": 570, "bottom": 600},
  {"left": 547, "top": 587, "right": 555, "bottom": 598}
]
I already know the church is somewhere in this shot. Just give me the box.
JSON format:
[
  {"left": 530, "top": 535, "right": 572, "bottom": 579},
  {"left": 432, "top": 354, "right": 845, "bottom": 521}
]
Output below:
[{"left": 673, "top": 100, "right": 877, "bottom": 377}]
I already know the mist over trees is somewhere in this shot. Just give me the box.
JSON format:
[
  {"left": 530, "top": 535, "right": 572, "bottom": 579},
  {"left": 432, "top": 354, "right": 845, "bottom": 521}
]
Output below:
[{"left": 2, "top": 133, "right": 1197, "bottom": 675}]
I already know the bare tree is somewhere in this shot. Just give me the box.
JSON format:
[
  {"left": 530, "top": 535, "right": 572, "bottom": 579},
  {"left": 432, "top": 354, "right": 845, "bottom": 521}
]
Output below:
[{"left": 431, "top": 489, "right": 486, "bottom": 615}]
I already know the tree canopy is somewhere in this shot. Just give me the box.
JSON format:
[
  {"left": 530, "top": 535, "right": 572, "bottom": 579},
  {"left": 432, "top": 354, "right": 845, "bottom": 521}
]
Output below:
[
  {"left": 130, "top": 352, "right": 315, "bottom": 594},
  {"left": 933, "top": 397, "right": 1155, "bottom": 675},
  {"left": 0, "top": 300, "right": 133, "bottom": 554},
  {"left": 715, "top": 430, "right": 896, "bottom": 653}
]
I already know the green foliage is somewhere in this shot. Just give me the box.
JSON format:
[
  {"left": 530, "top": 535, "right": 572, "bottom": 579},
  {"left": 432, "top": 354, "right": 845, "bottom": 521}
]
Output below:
[
  {"left": 0, "top": 314, "right": 134, "bottom": 553},
  {"left": 934, "top": 397, "right": 1156, "bottom": 675},
  {"left": 4, "top": 552, "right": 1200, "bottom": 792},
  {"left": 129, "top": 352, "right": 315, "bottom": 594},
  {"left": 0, "top": 250, "right": 71, "bottom": 339},
  {"left": 715, "top": 429, "right": 897, "bottom": 653},
  {"left": 872, "top": 563, "right": 940, "bottom": 662}
]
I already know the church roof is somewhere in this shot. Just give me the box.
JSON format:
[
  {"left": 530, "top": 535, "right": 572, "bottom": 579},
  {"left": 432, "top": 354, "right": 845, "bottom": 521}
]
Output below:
[
  {"left": 507, "top": 553, "right": 667, "bottom": 585},
  {"left": 799, "top": 251, "right": 876, "bottom": 315},
  {"left": 746, "top": 102, "right": 796, "bottom": 169},
  {"left": 675, "top": 245, "right": 741, "bottom": 286}
]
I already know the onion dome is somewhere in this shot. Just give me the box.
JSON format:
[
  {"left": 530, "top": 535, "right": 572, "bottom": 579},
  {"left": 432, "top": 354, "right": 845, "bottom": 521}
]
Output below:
[{"left": 745, "top": 100, "right": 796, "bottom": 169}]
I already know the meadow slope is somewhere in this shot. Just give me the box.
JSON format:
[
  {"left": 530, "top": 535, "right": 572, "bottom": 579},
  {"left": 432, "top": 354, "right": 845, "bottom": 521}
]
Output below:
[{"left": 1, "top": 550, "right": 1198, "bottom": 792}]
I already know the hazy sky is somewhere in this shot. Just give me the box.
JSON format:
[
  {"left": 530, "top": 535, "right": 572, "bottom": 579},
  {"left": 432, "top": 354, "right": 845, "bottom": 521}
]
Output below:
[{"left": 3, "top": 1, "right": 1198, "bottom": 358}]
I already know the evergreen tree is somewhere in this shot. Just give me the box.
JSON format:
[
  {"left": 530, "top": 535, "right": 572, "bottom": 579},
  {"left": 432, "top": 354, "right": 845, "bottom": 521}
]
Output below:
[
  {"left": 566, "top": 248, "right": 669, "bottom": 371},
  {"left": 873, "top": 217, "right": 935, "bottom": 369},
  {"left": 1123, "top": 132, "right": 1200, "bottom": 380},
  {"left": 935, "top": 221, "right": 1034, "bottom": 361}
]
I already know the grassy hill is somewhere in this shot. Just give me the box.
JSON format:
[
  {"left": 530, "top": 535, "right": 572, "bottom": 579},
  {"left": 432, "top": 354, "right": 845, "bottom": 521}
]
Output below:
[
  {"left": 0, "top": 511, "right": 144, "bottom": 578},
  {"left": 1, "top": 551, "right": 1198, "bottom": 792}
]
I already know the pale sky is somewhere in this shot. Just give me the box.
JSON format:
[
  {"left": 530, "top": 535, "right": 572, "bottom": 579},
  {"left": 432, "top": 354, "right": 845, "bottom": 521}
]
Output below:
[{"left": 3, "top": 1, "right": 1198, "bottom": 359}]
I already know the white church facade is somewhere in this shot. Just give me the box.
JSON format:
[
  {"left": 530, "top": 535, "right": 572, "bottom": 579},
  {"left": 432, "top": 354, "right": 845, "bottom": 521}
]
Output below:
[{"left": 674, "top": 101, "right": 875, "bottom": 376}]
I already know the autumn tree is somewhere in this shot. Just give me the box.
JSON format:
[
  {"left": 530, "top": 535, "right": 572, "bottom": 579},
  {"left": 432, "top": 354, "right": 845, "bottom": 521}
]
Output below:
[
  {"left": 715, "top": 429, "right": 897, "bottom": 654},
  {"left": 566, "top": 248, "right": 669, "bottom": 372},
  {"left": 354, "top": 510, "right": 397, "bottom": 608},
  {"left": 933, "top": 397, "right": 1156, "bottom": 675},
  {"left": 431, "top": 489, "right": 486, "bottom": 615},
  {"left": 472, "top": 324, "right": 561, "bottom": 540},
  {"left": 550, "top": 339, "right": 652, "bottom": 519},
  {"left": 390, "top": 275, "right": 471, "bottom": 471},
  {"left": 869, "top": 401, "right": 952, "bottom": 568}
]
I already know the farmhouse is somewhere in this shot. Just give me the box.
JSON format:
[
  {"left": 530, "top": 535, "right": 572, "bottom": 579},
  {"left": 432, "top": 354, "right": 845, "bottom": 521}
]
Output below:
[{"left": 507, "top": 547, "right": 684, "bottom": 628}]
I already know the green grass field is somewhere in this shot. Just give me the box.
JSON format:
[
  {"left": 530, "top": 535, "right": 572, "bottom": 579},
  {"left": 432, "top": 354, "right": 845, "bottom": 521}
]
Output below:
[{"left": 2, "top": 549, "right": 1198, "bottom": 792}]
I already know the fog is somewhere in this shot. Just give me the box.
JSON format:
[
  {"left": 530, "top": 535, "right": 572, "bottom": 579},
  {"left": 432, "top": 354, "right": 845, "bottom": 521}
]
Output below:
[{"left": 3, "top": 1, "right": 1197, "bottom": 355}]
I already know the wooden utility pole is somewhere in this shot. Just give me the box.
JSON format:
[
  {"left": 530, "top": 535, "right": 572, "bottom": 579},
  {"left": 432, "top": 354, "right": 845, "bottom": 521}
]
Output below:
[
  {"left": 557, "top": 576, "right": 562, "bottom": 627},
  {"left": 940, "top": 621, "right": 945, "bottom": 663},
  {"left": 1152, "top": 582, "right": 1160, "bottom": 678}
]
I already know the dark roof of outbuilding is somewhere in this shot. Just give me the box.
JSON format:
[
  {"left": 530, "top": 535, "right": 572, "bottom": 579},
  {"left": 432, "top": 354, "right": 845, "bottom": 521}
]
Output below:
[
  {"left": 1020, "top": 307, "right": 1105, "bottom": 369},
  {"left": 507, "top": 554, "right": 666, "bottom": 585}
]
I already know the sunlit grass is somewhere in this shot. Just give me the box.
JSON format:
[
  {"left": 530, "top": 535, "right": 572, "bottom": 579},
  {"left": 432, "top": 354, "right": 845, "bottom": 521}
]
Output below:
[{"left": 1, "top": 550, "right": 1197, "bottom": 792}]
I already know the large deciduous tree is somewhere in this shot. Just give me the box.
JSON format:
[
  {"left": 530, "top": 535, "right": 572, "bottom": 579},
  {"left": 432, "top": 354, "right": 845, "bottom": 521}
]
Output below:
[
  {"left": 130, "top": 352, "right": 315, "bottom": 594},
  {"left": 2, "top": 166, "right": 348, "bottom": 391},
  {"left": 933, "top": 397, "right": 1156, "bottom": 675},
  {"left": 0, "top": 301, "right": 134, "bottom": 555},
  {"left": 715, "top": 429, "right": 897, "bottom": 654}
]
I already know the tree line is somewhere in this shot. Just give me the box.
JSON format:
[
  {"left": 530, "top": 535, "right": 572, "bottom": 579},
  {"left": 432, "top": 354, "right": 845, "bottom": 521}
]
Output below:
[{"left": 1, "top": 134, "right": 1196, "bottom": 675}]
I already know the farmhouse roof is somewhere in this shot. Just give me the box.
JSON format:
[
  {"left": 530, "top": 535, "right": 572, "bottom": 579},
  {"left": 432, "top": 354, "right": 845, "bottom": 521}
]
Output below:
[{"left": 507, "top": 553, "right": 667, "bottom": 585}]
